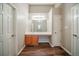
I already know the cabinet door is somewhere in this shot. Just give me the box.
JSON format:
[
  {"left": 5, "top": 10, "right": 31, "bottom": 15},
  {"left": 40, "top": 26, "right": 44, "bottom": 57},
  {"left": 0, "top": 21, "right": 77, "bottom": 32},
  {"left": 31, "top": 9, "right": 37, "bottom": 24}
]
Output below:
[
  {"left": 31, "top": 36, "right": 39, "bottom": 46},
  {"left": 25, "top": 35, "right": 39, "bottom": 46},
  {"left": 25, "top": 35, "right": 32, "bottom": 45}
]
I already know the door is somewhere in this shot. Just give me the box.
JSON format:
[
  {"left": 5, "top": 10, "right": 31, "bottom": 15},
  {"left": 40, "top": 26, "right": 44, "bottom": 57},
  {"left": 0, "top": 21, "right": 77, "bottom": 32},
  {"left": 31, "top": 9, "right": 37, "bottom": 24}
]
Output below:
[
  {"left": 3, "top": 4, "right": 15, "bottom": 56},
  {"left": 71, "top": 4, "right": 79, "bottom": 56}
]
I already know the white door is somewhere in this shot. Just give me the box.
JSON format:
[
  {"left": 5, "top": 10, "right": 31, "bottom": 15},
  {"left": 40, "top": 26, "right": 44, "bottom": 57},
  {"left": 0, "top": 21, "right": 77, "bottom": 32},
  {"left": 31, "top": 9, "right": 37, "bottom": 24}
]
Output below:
[
  {"left": 3, "top": 4, "right": 15, "bottom": 56},
  {"left": 71, "top": 4, "right": 79, "bottom": 56}
]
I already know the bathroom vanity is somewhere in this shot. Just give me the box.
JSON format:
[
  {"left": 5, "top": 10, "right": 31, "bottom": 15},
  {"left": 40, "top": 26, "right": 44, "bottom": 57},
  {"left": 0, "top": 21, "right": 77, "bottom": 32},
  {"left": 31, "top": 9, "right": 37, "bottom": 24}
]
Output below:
[{"left": 25, "top": 5, "right": 53, "bottom": 46}]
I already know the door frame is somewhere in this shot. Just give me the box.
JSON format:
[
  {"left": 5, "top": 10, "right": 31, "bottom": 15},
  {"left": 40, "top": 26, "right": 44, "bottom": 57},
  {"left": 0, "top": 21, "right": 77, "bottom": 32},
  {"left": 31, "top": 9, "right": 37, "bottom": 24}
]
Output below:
[
  {"left": 8, "top": 3, "right": 17, "bottom": 55},
  {"left": 71, "top": 4, "right": 79, "bottom": 56}
]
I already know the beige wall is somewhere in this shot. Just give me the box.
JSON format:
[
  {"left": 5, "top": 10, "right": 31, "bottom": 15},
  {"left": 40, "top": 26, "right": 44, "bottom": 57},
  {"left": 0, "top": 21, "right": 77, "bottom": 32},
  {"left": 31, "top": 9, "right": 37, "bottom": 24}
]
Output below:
[
  {"left": 29, "top": 5, "right": 52, "bottom": 13},
  {"left": 61, "top": 3, "right": 75, "bottom": 53}
]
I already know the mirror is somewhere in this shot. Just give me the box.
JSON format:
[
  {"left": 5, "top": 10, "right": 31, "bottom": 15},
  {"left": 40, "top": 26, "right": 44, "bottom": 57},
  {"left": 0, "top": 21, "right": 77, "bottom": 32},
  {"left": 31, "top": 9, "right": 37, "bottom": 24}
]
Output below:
[
  {"left": 30, "top": 13, "right": 47, "bottom": 32},
  {"left": 31, "top": 20, "right": 47, "bottom": 32}
]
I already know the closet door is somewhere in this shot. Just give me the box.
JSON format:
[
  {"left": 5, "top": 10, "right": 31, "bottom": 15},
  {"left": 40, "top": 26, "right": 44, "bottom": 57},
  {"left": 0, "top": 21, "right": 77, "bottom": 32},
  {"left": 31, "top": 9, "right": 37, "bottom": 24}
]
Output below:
[
  {"left": 3, "top": 4, "right": 15, "bottom": 56},
  {"left": 71, "top": 4, "right": 79, "bottom": 56}
]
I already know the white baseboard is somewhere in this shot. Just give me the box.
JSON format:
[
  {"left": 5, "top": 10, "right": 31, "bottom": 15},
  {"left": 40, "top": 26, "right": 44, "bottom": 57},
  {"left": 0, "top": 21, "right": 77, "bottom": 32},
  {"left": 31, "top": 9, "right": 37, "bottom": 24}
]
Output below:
[
  {"left": 17, "top": 45, "right": 25, "bottom": 56},
  {"left": 49, "top": 42, "right": 54, "bottom": 47},
  {"left": 60, "top": 45, "right": 72, "bottom": 55}
]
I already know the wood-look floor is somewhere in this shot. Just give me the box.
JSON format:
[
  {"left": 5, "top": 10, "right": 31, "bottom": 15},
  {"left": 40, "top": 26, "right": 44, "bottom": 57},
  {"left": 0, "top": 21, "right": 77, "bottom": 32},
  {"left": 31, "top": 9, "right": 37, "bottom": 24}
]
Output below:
[{"left": 19, "top": 43, "right": 70, "bottom": 56}]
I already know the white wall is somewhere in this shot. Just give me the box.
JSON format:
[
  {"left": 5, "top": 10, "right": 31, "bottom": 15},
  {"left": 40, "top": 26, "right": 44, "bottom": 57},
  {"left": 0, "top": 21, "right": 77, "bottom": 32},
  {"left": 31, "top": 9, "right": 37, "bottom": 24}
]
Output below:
[
  {"left": 50, "top": 6, "right": 62, "bottom": 47},
  {"left": 61, "top": 4, "right": 75, "bottom": 54},
  {"left": 52, "top": 15, "right": 61, "bottom": 46},
  {"left": 47, "top": 8, "right": 52, "bottom": 33},
  {"left": 12, "top": 3, "right": 29, "bottom": 55}
]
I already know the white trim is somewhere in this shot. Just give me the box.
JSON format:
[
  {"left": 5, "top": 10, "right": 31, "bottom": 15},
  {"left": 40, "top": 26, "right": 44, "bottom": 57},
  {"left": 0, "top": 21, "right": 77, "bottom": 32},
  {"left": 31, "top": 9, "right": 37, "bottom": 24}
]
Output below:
[
  {"left": 71, "top": 4, "right": 74, "bottom": 56},
  {"left": 60, "top": 45, "right": 72, "bottom": 55},
  {"left": 48, "top": 42, "right": 54, "bottom": 47},
  {"left": 17, "top": 45, "right": 25, "bottom": 56}
]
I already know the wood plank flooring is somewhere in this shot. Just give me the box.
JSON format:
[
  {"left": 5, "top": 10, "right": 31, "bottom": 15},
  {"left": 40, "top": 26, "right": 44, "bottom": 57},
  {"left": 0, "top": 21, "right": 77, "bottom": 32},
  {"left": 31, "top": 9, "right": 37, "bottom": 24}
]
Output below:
[{"left": 19, "top": 43, "right": 70, "bottom": 56}]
